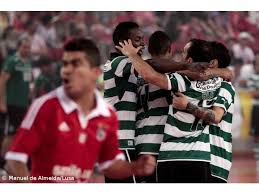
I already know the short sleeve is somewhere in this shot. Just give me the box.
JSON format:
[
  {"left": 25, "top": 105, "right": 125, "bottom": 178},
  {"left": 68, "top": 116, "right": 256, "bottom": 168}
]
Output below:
[
  {"left": 98, "top": 110, "right": 125, "bottom": 171},
  {"left": 112, "top": 57, "right": 133, "bottom": 78},
  {"left": 168, "top": 72, "right": 187, "bottom": 93},
  {"left": 2, "top": 56, "right": 15, "bottom": 74},
  {"left": 5, "top": 98, "right": 47, "bottom": 163},
  {"left": 213, "top": 81, "right": 235, "bottom": 113}
]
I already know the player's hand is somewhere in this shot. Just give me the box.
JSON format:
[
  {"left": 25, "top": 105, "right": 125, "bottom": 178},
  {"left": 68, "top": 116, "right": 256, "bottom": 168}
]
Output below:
[
  {"left": 194, "top": 69, "right": 213, "bottom": 81},
  {"left": 132, "top": 155, "right": 156, "bottom": 176},
  {"left": 178, "top": 70, "right": 206, "bottom": 81},
  {"left": 115, "top": 39, "right": 143, "bottom": 57},
  {"left": 189, "top": 61, "right": 214, "bottom": 72},
  {"left": 172, "top": 92, "right": 188, "bottom": 110}
]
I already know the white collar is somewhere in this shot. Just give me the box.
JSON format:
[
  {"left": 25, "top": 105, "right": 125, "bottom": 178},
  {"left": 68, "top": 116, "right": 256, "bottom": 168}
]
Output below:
[{"left": 56, "top": 86, "right": 111, "bottom": 118}]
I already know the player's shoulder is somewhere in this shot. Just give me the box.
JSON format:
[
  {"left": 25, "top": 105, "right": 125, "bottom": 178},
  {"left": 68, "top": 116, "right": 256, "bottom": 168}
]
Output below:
[
  {"left": 111, "top": 56, "right": 128, "bottom": 63},
  {"left": 168, "top": 72, "right": 188, "bottom": 82},
  {"left": 104, "top": 56, "right": 130, "bottom": 69},
  {"left": 20, "top": 89, "right": 58, "bottom": 129},
  {"left": 30, "top": 89, "right": 59, "bottom": 113},
  {"left": 221, "top": 80, "right": 235, "bottom": 92}
]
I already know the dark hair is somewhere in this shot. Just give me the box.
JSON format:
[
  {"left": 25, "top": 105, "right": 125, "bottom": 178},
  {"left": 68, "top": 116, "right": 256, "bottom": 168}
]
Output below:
[
  {"left": 36, "top": 56, "right": 51, "bottom": 67},
  {"left": 210, "top": 41, "right": 231, "bottom": 68},
  {"left": 63, "top": 38, "right": 101, "bottom": 67},
  {"left": 148, "top": 31, "right": 172, "bottom": 56},
  {"left": 187, "top": 39, "right": 214, "bottom": 62},
  {"left": 113, "top": 21, "right": 139, "bottom": 46}
]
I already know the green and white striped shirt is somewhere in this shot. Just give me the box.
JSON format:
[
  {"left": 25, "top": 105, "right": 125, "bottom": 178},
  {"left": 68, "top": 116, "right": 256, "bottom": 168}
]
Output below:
[
  {"left": 209, "top": 81, "right": 235, "bottom": 181},
  {"left": 103, "top": 56, "right": 137, "bottom": 149},
  {"left": 158, "top": 73, "right": 224, "bottom": 162},
  {"left": 135, "top": 78, "right": 171, "bottom": 155},
  {"left": 247, "top": 73, "right": 259, "bottom": 90}
]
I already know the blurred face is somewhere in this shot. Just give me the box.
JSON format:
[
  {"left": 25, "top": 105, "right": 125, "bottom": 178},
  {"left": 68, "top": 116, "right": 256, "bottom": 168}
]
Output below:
[
  {"left": 239, "top": 38, "right": 248, "bottom": 47},
  {"left": 128, "top": 28, "right": 145, "bottom": 55},
  {"left": 182, "top": 42, "right": 192, "bottom": 62},
  {"left": 19, "top": 40, "right": 31, "bottom": 59},
  {"left": 61, "top": 51, "right": 101, "bottom": 100}
]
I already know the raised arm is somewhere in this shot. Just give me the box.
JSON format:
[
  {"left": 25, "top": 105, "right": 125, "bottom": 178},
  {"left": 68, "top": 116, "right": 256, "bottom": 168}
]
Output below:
[
  {"left": 147, "top": 58, "right": 190, "bottom": 73},
  {"left": 116, "top": 40, "right": 211, "bottom": 90},
  {"left": 177, "top": 68, "right": 234, "bottom": 81},
  {"left": 203, "top": 68, "right": 234, "bottom": 81},
  {"left": 116, "top": 40, "right": 169, "bottom": 90}
]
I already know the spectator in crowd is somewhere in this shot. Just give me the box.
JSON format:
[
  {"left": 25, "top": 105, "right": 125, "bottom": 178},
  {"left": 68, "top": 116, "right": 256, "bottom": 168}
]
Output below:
[
  {"left": 241, "top": 54, "right": 259, "bottom": 137},
  {"left": 26, "top": 21, "right": 48, "bottom": 61},
  {"left": 0, "top": 35, "right": 32, "bottom": 165},
  {"left": 37, "top": 15, "right": 58, "bottom": 49},
  {"left": 232, "top": 32, "right": 255, "bottom": 64},
  {"left": 33, "top": 57, "right": 58, "bottom": 98},
  {"left": 0, "top": 27, "right": 20, "bottom": 58}
]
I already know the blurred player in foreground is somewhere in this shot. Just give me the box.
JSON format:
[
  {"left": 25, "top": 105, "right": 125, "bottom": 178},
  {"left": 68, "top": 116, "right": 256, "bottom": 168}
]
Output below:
[{"left": 4, "top": 37, "right": 155, "bottom": 183}]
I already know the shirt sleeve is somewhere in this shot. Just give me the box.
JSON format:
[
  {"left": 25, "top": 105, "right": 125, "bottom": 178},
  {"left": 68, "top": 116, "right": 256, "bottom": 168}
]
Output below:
[
  {"left": 2, "top": 56, "right": 15, "bottom": 75},
  {"left": 168, "top": 72, "right": 187, "bottom": 93},
  {"left": 98, "top": 110, "right": 125, "bottom": 171},
  {"left": 112, "top": 57, "right": 133, "bottom": 78},
  {"left": 213, "top": 81, "right": 235, "bottom": 113},
  {"left": 5, "top": 98, "right": 47, "bottom": 163}
]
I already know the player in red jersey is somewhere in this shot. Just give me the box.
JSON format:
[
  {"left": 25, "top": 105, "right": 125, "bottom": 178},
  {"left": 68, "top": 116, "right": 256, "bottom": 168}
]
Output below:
[{"left": 4, "top": 38, "right": 156, "bottom": 183}]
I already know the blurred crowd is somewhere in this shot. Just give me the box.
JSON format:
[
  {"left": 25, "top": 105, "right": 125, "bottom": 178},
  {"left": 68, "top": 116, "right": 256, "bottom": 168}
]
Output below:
[
  {"left": 0, "top": 11, "right": 259, "bottom": 135},
  {"left": 0, "top": 12, "right": 259, "bottom": 78}
]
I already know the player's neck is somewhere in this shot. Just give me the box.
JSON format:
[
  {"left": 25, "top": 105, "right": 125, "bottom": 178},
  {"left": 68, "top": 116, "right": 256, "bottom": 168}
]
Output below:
[{"left": 74, "top": 90, "right": 96, "bottom": 116}]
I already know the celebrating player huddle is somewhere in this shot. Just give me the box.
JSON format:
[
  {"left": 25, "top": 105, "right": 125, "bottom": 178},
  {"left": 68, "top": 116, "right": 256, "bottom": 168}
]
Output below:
[{"left": 1, "top": 21, "right": 235, "bottom": 183}]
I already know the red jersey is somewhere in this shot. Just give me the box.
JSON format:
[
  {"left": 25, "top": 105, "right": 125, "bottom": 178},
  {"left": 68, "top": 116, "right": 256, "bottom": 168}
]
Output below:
[{"left": 5, "top": 87, "right": 124, "bottom": 183}]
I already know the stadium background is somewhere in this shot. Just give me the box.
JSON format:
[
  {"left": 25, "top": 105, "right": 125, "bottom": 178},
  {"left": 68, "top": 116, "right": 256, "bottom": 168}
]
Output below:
[{"left": 0, "top": 11, "right": 259, "bottom": 182}]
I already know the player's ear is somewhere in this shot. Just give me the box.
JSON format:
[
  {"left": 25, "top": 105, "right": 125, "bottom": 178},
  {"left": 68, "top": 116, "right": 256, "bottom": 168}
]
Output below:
[
  {"left": 92, "top": 67, "right": 102, "bottom": 78},
  {"left": 167, "top": 46, "right": 172, "bottom": 56},
  {"left": 187, "top": 58, "right": 193, "bottom": 63},
  {"left": 209, "top": 59, "right": 218, "bottom": 68}
]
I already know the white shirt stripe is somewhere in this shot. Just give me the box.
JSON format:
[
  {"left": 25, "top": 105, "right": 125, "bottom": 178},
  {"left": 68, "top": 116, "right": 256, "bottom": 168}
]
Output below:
[
  {"left": 5, "top": 151, "right": 29, "bottom": 163},
  {"left": 160, "top": 141, "right": 210, "bottom": 152}
]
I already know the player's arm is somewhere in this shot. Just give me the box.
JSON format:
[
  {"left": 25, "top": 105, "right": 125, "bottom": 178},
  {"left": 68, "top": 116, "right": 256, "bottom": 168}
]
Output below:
[
  {"left": 117, "top": 40, "right": 211, "bottom": 74},
  {"left": 177, "top": 68, "right": 234, "bottom": 81},
  {"left": 102, "top": 155, "right": 156, "bottom": 179},
  {"left": 206, "top": 68, "right": 234, "bottom": 81},
  {"left": 147, "top": 58, "right": 189, "bottom": 73},
  {"left": 0, "top": 71, "right": 10, "bottom": 113},
  {"left": 5, "top": 160, "right": 30, "bottom": 183},
  {"left": 148, "top": 58, "right": 210, "bottom": 74},
  {"left": 172, "top": 92, "right": 225, "bottom": 124},
  {"left": 4, "top": 98, "right": 47, "bottom": 182},
  {"left": 116, "top": 40, "right": 211, "bottom": 89}
]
